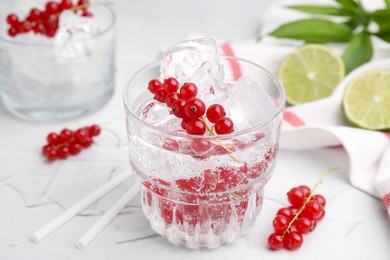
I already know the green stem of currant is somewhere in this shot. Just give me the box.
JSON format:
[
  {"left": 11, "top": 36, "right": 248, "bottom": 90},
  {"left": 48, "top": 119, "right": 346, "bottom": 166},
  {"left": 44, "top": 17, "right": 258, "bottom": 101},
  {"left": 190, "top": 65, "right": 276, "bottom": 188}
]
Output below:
[
  {"left": 281, "top": 167, "right": 340, "bottom": 238},
  {"left": 200, "top": 116, "right": 240, "bottom": 163},
  {"left": 72, "top": 1, "right": 114, "bottom": 11}
]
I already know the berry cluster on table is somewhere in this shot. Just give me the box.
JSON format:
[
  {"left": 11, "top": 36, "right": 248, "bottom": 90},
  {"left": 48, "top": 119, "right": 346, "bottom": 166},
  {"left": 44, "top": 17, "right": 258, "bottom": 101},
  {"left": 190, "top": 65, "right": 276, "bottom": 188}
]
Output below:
[
  {"left": 42, "top": 125, "right": 101, "bottom": 161},
  {"left": 268, "top": 185, "right": 327, "bottom": 250}
]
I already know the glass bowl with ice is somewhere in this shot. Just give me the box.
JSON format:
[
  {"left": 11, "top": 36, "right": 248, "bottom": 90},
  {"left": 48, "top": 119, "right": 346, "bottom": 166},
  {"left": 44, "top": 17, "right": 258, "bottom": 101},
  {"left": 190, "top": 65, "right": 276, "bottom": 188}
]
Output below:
[
  {"left": 0, "top": 1, "right": 115, "bottom": 121},
  {"left": 123, "top": 38, "right": 285, "bottom": 249}
]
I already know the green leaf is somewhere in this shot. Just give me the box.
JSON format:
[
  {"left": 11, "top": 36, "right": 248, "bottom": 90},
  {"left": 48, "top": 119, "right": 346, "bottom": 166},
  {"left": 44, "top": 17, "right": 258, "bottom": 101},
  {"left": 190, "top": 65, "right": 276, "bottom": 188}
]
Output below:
[
  {"left": 376, "top": 30, "right": 390, "bottom": 43},
  {"left": 386, "top": 0, "right": 390, "bottom": 8},
  {"left": 335, "top": 0, "right": 359, "bottom": 10},
  {"left": 342, "top": 32, "right": 373, "bottom": 73},
  {"left": 269, "top": 19, "right": 353, "bottom": 43},
  {"left": 371, "top": 9, "right": 390, "bottom": 31},
  {"left": 343, "top": 18, "right": 360, "bottom": 30},
  {"left": 287, "top": 5, "right": 353, "bottom": 16}
]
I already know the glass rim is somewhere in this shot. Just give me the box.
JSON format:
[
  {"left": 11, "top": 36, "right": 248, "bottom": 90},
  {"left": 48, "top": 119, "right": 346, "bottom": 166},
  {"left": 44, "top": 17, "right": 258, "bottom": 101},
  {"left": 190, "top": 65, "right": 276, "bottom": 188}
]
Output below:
[
  {"left": 123, "top": 55, "right": 286, "bottom": 140},
  {"left": 0, "top": 5, "right": 116, "bottom": 47}
]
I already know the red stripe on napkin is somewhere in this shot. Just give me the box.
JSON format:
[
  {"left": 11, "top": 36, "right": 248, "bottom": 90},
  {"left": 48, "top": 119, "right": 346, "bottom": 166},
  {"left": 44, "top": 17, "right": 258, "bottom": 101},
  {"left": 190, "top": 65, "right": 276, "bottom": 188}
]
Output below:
[
  {"left": 283, "top": 110, "right": 305, "bottom": 127},
  {"left": 219, "top": 43, "right": 242, "bottom": 80},
  {"left": 383, "top": 193, "right": 390, "bottom": 208},
  {"left": 383, "top": 132, "right": 390, "bottom": 140}
]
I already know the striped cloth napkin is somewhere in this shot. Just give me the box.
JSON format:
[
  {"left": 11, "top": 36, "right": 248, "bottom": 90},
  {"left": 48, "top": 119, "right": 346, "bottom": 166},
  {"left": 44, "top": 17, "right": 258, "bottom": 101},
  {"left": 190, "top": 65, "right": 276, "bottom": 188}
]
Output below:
[{"left": 212, "top": 0, "right": 390, "bottom": 217}]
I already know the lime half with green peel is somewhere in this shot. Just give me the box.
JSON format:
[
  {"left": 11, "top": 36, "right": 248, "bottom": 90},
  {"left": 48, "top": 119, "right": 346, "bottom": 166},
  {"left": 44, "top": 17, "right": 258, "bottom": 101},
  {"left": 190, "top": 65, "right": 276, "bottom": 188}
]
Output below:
[
  {"left": 343, "top": 70, "right": 390, "bottom": 131},
  {"left": 278, "top": 44, "right": 345, "bottom": 105}
]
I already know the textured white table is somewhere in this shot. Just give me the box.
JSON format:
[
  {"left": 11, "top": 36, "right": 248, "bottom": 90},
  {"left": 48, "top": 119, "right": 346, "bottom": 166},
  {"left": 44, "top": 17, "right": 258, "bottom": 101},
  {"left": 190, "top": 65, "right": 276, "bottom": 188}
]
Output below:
[{"left": 1, "top": 0, "right": 390, "bottom": 259}]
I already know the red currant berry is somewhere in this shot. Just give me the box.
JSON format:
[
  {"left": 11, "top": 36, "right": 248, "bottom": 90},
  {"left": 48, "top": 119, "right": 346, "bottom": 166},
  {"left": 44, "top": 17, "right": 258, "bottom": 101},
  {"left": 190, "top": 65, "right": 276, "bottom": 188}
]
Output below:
[
  {"left": 184, "top": 98, "right": 206, "bottom": 119},
  {"left": 214, "top": 117, "right": 234, "bottom": 134},
  {"left": 302, "top": 200, "right": 323, "bottom": 220},
  {"left": 46, "top": 27, "right": 57, "bottom": 38},
  {"left": 283, "top": 231, "right": 303, "bottom": 250},
  {"left": 276, "top": 207, "right": 297, "bottom": 221},
  {"left": 60, "top": 128, "right": 74, "bottom": 142},
  {"left": 88, "top": 125, "right": 101, "bottom": 137},
  {"left": 20, "top": 21, "right": 31, "bottom": 33},
  {"left": 171, "top": 99, "right": 187, "bottom": 118},
  {"left": 312, "top": 194, "right": 326, "bottom": 207},
  {"left": 180, "top": 120, "right": 187, "bottom": 130},
  {"left": 60, "top": 0, "right": 73, "bottom": 9},
  {"left": 273, "top": 215, "right": 289, "bottom": 233},
  {"left": 47, "top": 133, "right": 60, "bottom": 145},
  {"left": 206, "top": 104, "right": 225, "bottom": 123},
  {"left": 154, "top": 88, "right": 168, "bottom": 103},
  {"left": 186, "top": 119, "right": 206, "bottom": 135},
  {"left": 310, "top": 219, "right": 317, "bottom": 231},
  {"left": 32, "top": 26, "right": 38, "bottom": 34},
  {"left": 180, "top": 118, "right": 190, "bottom": 130},
  {"left": 45, "top": 149, "right": 58, "bottom": 161},
  {"left": 43, "top": 12, "right": 59, "bottom": 25},
  {"left": 287, "top": 187, "right": 306, "bottom": 208},
  {"left": 298, "top": 185, "right": 311, "bottom": 198},
  {"left": 179, "top": 82, "right": 198, "bottom": 100},
  {"left": 268, "top": 233, "right": 284, "bottom": 250},
  {"left": 75, "top": 128, "right": 89, "bottom": 143},
  {"left": 57, "top": 146, "right": 70, "bottom": 159},
  {"left": 148, "top": 79, "right": 162, "bottom": 94},
  {"left": 295, "top": 217, "right": 312, "bottom": 234},
  {"left": 79, "top": 137, "right": 93, "bottom": 148},
  {"left": 28, "top": 8, "right": 43, "bottom": 21},
  {"left": 162, "top": 77, "right": 179, "bottom": 93},
  {"left": 162, "top": 139, "right": 179, "bottom": 151},
  {"left": 77, "top": 0, "right": 89, "bottom": 6},
  {"left": 316, "top": 209, "right": 325, "bottom": 221},
  {"left": 6, "top": 14, "right": 19, "bottom": 26},
  {"left": 15, "top": 24, "right": 23, "bottom": 34},
  {"left": 33, "top": 24, "right": 46, "bottom": 34},
  {"left": 165, "top": 92, "right": 180, "bottom": 108},
  {"left": 8, "top": 27, "right": 18, "bottom": 37},
  {"left": 69, "top": 143, "right": 82, "bottom": 155},
  {"left": 175, "top": 179, "right": 191, "bottom": 192},
  {"left": 191, "top": 139, "right": 211, "bottom": 152},
  {"left": 43, "top": 15, "right": 59, "bottom": 36},
  {"left": 81, "top": 10, "right": 93, "bottom": 17},
  {"left": 46, "top": 1, "right": 61, "bottom": 14},
  {"left": 42, "top": 144, "right": 55, "bottom": 156}
]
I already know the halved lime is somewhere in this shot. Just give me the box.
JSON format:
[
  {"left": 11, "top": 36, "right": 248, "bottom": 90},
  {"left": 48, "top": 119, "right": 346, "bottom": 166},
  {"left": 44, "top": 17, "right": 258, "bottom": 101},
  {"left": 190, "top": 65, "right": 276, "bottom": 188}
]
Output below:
[
  {"left": 343, "top": 70, "right": 390, "bottom": 130},
  {"left": 278, "top": 44, "right": 345, "bottom": 105}
]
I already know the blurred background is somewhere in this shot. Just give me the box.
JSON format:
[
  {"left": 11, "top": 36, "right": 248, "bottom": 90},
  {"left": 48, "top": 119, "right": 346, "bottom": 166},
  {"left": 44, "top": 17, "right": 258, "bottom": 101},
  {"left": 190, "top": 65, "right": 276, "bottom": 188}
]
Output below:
[{"left": 0, "top": 0, "right": 281, "bottom": 122}]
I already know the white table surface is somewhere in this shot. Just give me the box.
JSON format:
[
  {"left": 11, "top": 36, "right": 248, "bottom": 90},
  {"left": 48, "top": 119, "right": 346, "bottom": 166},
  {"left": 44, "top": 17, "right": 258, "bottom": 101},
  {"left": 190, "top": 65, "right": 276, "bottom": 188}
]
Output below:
[{"left": 1, "top": 0, "right": 390, "bottom": 259}]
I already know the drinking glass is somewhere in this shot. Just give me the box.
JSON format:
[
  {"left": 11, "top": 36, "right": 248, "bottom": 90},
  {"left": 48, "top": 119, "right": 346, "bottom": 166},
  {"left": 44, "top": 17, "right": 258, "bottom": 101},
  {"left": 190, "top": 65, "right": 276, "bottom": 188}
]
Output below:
[
  {"left": 0, "top": 4, "right": 116, "bottom": 122},
  {"left": 124, "top": 56, "right": 285, "bottom": 249}
]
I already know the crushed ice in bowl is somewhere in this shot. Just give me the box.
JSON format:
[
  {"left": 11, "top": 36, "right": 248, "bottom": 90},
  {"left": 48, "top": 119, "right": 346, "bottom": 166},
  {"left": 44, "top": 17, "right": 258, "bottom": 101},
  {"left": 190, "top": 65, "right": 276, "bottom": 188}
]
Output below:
[
  {"left": 229, "top": 77, "right": 276, "bottom": 131},
  {"left": 160, "top": 38, "right": 222, "bottom": 84}
]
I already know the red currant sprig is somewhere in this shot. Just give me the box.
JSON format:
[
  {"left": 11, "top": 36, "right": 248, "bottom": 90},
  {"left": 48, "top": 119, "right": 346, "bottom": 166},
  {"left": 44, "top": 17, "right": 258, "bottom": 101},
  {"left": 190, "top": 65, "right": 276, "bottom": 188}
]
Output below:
[
  {"left": 5, "top": 0, "right": 93, "bottom": 38},
  {"left": 268, "top": 167, "right": 339, "bottom": 251},
  {"left": 147, "top": 77, "right": 234, "bottom": 136},
  {"left": 147, "top": 77, "right": 239, "bottom": 162},
  {"left": 42, "top": 124, "right": 101, "bottom": 161}
]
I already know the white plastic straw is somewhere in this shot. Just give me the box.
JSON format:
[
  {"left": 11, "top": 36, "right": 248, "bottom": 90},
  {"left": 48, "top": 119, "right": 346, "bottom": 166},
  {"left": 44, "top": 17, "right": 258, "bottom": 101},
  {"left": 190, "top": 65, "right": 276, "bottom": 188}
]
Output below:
[
  {"left": 31, "top": 170, "right": 132, "bottom": 243},
  {"left": 75, "top": 183, "right": 140, "bottom": 249}
]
